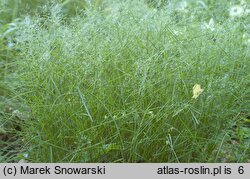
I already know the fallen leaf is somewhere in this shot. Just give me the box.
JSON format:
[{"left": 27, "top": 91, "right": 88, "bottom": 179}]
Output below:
[{"left": 192, "top": 84, "right": 204, "bottom": 99}]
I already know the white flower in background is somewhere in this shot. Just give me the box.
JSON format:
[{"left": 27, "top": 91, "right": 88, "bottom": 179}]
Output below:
[
  {"left": 229, "top": 5, "right": 244, "bottom": 17},
  {"left": 202, "top": 18, "right": 215, "bottom": 31}
]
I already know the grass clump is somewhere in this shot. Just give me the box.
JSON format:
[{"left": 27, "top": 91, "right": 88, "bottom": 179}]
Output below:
[{"left": 4, "top": 0, "right": 250, "bottom": 162}]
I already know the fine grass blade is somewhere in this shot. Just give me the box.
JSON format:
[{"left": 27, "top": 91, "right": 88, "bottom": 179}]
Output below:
[{"left": 77, "top": 87, "right": 93, "bottom": 122}]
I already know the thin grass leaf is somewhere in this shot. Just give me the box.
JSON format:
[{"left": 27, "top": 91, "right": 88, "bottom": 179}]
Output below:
[{"left": 77, "top": 87, "right": 93, "bottom": 122}]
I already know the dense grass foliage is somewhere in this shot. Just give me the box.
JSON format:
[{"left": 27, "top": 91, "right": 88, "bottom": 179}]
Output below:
[{"left": 1, "top": 0, "right": 249, "bottom": 162}]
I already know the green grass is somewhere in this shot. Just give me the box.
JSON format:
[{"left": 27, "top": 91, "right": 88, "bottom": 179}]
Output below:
[{"left": 1, "top": 0, "right": 250, "bottom": 162}]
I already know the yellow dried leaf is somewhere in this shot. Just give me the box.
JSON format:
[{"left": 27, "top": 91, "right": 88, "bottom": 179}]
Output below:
[{"left": 192, "top": 84, "right": 204, "bottom": 99}]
